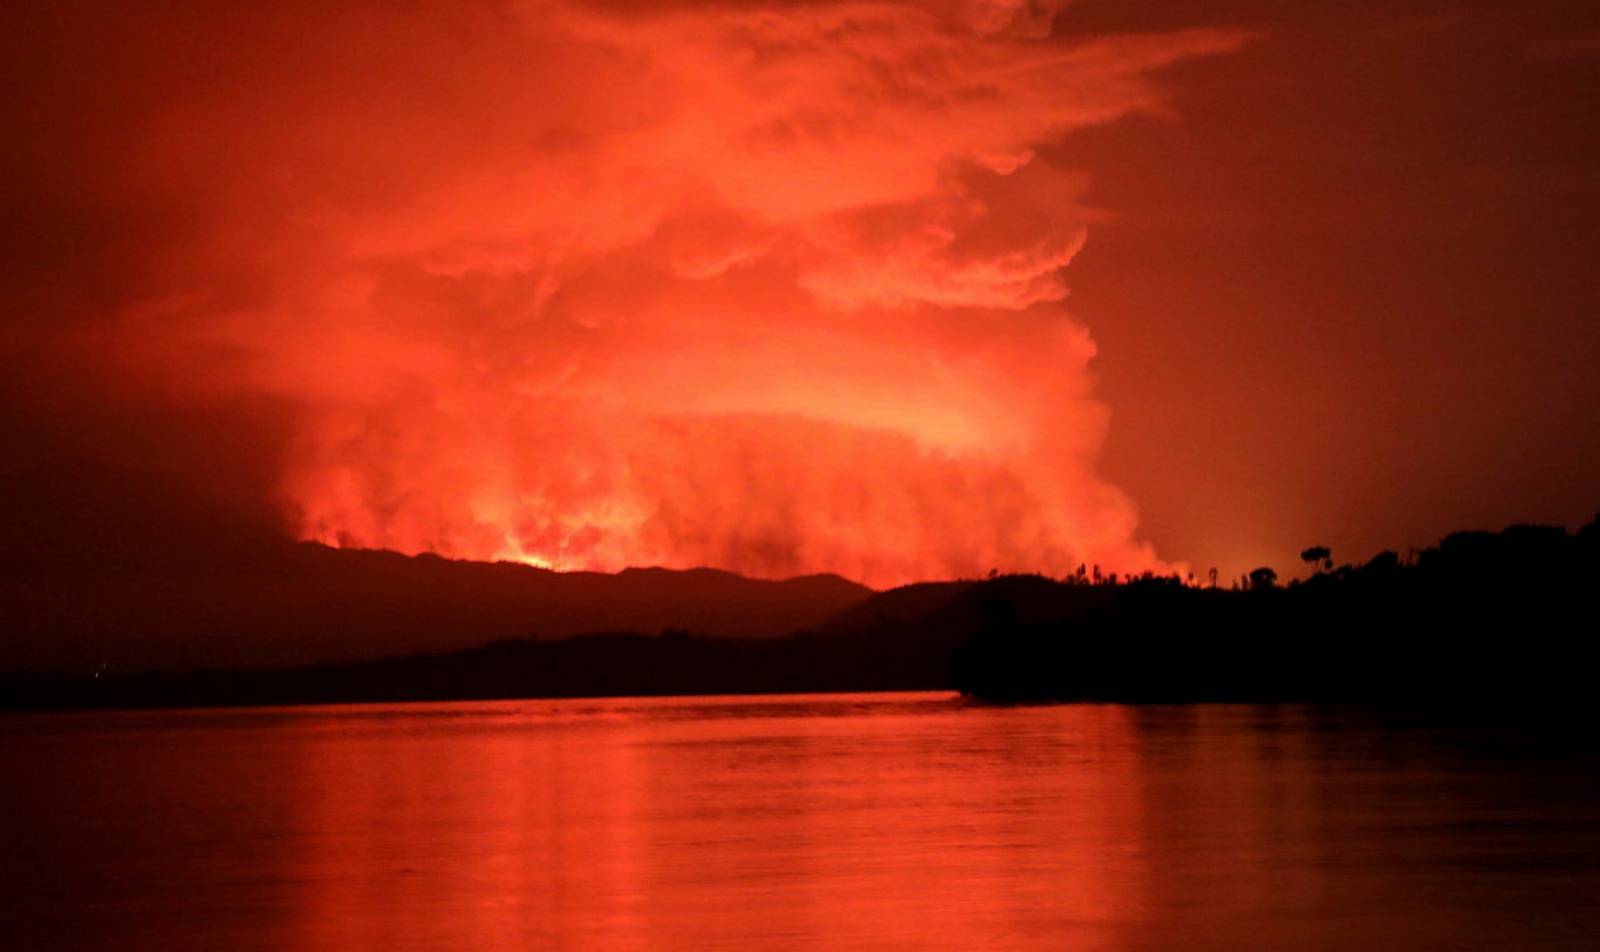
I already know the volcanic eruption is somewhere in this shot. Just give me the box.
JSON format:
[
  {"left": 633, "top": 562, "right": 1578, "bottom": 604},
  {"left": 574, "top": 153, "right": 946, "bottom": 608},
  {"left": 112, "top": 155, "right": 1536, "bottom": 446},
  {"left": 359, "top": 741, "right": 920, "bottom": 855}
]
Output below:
[{"left": 8, "top": 1, "right": 1251, "bottom": 587}]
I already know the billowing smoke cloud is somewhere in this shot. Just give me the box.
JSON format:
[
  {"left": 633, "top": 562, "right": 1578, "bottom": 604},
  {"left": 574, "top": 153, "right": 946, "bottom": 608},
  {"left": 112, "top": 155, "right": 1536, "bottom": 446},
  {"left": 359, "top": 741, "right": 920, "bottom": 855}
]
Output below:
[{"left": 5, "top": 1, "right": 1248, "bottom": 587}]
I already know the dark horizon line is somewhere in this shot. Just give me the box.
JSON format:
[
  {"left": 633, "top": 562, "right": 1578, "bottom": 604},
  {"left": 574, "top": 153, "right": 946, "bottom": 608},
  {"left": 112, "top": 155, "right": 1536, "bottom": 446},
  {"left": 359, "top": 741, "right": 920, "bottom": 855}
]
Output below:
[
  {"left": 3, "top": 510, "right": 1595, "bottom": 714},
  {"left": 259, "top": 509, "right": 1600, "bottom": 593}
]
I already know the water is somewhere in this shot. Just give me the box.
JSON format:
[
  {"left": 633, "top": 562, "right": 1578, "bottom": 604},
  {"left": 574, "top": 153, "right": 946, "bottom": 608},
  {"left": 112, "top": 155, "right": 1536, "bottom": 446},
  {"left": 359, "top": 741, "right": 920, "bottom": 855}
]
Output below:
[{"left": 3, "top": 693, "right": 1598, "bottom": 950}]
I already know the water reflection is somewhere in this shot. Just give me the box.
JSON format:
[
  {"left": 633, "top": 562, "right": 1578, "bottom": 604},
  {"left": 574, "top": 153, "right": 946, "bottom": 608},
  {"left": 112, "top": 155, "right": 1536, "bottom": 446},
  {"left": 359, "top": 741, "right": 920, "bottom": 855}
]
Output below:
[{"left": 3, "top": 695, "right": 1598, "bottom": 950}]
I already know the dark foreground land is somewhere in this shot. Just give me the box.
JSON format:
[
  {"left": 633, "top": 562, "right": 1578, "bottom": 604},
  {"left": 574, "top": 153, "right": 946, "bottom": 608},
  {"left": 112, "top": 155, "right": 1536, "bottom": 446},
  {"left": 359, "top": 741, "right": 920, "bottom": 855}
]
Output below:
[{"left": 3, "top": 516, "right": 1596, "bottom": 711}]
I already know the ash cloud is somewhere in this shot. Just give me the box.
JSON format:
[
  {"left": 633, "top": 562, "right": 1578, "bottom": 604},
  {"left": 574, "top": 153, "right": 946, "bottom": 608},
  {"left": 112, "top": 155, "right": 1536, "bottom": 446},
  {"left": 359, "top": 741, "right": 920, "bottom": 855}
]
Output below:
[{"left": 1, "top": 1, "right": 1248, "bottom": 586}]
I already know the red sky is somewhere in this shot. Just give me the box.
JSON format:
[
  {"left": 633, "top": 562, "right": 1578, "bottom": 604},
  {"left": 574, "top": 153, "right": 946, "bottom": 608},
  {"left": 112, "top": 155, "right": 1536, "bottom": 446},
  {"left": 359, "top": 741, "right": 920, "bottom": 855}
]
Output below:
[
  {"left": 1059, "top": 0, "right": 1600, "bottom": 577},
  {"left": 2, "top": 0, "right": 1596, "bottom": 590}
]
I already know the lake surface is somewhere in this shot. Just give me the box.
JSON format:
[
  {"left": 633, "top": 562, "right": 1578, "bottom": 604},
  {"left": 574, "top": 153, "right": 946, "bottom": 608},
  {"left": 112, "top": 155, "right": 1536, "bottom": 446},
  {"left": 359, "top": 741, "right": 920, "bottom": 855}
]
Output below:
[{"left": 3, "top": 693, "right": 1598, "bottom": 950}]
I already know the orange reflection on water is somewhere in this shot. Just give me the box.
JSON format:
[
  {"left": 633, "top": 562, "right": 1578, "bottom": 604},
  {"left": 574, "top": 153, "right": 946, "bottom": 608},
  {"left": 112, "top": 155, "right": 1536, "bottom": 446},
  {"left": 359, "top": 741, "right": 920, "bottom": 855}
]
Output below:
[
  {"left": 285, "top": 695, "right": 1145, "bottom": 951},
  {"left": 8, "top": 695, "right": 1598, "bottom": 951}
]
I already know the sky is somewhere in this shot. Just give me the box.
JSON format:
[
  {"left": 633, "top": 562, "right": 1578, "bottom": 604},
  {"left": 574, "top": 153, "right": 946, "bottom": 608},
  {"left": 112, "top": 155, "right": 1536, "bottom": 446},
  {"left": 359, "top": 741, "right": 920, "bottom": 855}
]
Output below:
[{"left": 2, "top": 0, "right": 1597, "bottom": 593}]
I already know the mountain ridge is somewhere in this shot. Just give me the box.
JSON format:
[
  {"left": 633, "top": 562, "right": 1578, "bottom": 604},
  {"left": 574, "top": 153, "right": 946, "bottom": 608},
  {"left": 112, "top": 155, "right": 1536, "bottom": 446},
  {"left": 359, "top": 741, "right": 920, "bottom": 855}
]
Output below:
[{"left": 1, "top": 538, "right": 875, "bottom": 672}]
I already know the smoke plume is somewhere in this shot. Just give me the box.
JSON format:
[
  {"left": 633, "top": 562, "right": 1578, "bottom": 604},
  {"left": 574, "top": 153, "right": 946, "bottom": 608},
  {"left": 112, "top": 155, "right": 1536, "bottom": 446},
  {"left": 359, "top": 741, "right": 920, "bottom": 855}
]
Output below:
[{"left": 3, "top": 1, "right": 1248, "bottom": 586}]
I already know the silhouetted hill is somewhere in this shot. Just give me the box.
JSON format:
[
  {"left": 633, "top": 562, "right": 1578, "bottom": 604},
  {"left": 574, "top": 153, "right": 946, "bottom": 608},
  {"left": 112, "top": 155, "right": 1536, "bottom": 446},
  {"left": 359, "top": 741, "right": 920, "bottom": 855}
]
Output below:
[
  {"left": 811, "top": 580, "right": 975, "bottom": 635},
  {"left": 0, "top": 457, "right": 873, "bottom": 671},
  {"left": 949, "top": 515, "right": 1600, "bottom": 704},
  {"left": 0, "top": 541, "right": 872, "bottom": 671},
  {"left": 4, "top": 497, "right": 1596, "bottom": 711}
]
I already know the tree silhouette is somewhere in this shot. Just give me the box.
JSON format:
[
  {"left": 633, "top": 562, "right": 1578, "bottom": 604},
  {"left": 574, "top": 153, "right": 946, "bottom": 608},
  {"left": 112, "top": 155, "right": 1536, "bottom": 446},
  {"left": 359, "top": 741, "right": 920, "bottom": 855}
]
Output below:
[
  {"left": 1300, "top": 546, "right": 1333, "bottom": 572},
  {"left": 1248, "top": 566, "right": 1278, "bottom": 590}
]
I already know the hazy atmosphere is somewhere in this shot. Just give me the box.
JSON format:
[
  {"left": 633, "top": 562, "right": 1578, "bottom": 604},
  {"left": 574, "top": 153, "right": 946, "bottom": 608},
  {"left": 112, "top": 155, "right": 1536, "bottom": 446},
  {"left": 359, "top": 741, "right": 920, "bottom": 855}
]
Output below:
[
  {"left": 6, "top": 5, "right": 1600, "bottom": 950},
  {"left": 6, "top": 0, "right": 1595, "bottom": 602}
]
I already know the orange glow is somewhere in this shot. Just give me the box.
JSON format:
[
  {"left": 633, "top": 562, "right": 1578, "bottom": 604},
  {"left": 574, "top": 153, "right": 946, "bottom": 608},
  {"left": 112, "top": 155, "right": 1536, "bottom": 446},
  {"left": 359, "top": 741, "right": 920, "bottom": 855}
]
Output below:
[
  {"left": 71, "top": 1, "right": 1250, "bottom": 587},
  {"left": 285, "top": 696, "right": 1148, "bottom": 950}
]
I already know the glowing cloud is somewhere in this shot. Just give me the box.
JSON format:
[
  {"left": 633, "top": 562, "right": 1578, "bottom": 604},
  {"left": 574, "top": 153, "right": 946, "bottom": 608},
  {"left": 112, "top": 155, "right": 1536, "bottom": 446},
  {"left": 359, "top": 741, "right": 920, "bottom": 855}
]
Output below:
[{"left": 59, "top": 1, "right": 1249, "bottom": 586}]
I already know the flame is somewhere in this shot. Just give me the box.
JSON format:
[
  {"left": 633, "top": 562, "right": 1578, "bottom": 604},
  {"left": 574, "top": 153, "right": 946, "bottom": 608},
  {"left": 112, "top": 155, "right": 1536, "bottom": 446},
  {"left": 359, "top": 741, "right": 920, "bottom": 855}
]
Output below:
[{"left": 80, "top": 1, "right": 1247, "bottom": 587}]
